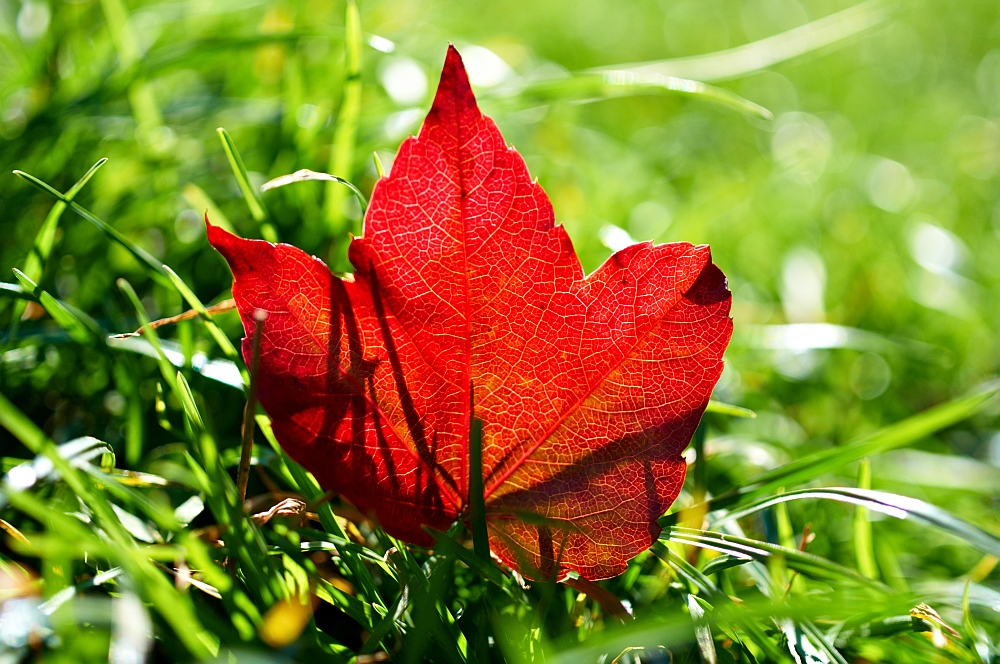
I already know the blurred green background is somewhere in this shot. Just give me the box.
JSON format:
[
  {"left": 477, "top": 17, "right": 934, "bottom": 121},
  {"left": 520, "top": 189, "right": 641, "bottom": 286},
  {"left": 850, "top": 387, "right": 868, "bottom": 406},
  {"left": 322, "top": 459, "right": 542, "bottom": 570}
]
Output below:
[{"left": 1, "top": 0, "right": 999, "bottom": 659}]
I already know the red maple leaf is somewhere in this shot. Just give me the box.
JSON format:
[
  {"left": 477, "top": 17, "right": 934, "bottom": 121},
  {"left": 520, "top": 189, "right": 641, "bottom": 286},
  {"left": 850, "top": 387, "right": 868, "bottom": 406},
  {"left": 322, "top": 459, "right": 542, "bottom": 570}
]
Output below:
[{"left": 208, "top": 46, "right": 732, "bottom": 580}]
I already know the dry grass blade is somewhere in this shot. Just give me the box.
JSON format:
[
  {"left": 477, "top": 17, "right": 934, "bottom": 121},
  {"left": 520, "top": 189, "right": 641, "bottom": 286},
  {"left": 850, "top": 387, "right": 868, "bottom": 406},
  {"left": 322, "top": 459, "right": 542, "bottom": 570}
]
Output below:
[
  {"left": 112, "top": 299, "right": 236, "bottom": 338},
  {"left": 0, "top": 517, "right": 30, "bottom": 544},
  {"left": 563, "top": 574, "right": 632, "bottom": 620},
  {"left": 251, "top": 497, "right": 307, "bottom": 526}
]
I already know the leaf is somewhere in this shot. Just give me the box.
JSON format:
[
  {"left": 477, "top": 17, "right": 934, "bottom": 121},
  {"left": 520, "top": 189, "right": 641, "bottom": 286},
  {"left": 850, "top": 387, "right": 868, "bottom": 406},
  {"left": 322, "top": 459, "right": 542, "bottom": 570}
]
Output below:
[{"left": 208, "top": 46, "right": 732, "bottom": 581}]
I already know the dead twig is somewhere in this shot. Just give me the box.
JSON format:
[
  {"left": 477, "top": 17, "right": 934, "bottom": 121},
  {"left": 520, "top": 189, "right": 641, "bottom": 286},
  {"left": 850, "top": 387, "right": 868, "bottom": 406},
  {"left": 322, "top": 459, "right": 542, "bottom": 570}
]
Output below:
[{"left": 112, "top": 298, "right": 236, "bottom": 338}]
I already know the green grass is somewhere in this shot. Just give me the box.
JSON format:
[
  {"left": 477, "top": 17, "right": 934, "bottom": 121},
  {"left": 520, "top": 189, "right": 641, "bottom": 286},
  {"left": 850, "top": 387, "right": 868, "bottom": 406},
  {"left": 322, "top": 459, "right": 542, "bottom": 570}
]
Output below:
[{"left": 1, "top": 0, "right": 1000, "bottom": 662}]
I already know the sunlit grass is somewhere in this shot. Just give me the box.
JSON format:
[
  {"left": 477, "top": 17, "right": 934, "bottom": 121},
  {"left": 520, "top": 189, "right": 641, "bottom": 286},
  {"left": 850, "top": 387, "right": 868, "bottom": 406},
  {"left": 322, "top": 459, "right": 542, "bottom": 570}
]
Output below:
[{"left": 1, "top": 0, "right": 999, "bottom": 661}]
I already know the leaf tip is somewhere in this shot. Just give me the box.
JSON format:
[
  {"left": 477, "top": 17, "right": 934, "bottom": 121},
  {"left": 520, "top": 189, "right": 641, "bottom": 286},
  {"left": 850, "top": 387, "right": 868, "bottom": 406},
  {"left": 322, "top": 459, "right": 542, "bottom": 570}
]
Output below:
[
  {"left": 442, "top": 43, "right": 468, "bottom": 86},
  {"left": 204, "top": 215, "right": 241, "bottom": 264},
  {"left": 203, "top": 211, "right": 231, "bottom": 246},
  {"left": 429, "top": 44, "right": 478, "bottom": 122}
]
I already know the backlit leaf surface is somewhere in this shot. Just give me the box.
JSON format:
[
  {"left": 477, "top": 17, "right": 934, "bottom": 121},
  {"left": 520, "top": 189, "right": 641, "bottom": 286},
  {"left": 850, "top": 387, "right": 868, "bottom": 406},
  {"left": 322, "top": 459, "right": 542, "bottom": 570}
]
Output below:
[{"left": 209, "top": 46, "right": 732, "bottom": 580}]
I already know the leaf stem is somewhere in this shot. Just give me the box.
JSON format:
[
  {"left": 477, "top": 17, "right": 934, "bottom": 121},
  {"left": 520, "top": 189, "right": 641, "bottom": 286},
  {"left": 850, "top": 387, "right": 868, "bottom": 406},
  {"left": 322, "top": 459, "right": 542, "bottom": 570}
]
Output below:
[
  {"left": 468, "top": 413, "right": 490, "bottom": 562},
  {"left": 237, "top": 309, "right": 266, "bottom": 506}
]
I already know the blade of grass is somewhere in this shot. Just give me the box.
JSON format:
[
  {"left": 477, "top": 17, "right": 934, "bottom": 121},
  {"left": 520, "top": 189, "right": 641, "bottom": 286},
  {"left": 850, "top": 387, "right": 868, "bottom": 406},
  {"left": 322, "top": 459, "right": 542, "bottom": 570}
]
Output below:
[
  {"left": 236, "top": 310, "right": 264, "bottom": 505},
  {"left": 875, "top": 538, "right": 909, "bottom": 593},
  {"left": 358, "top": 586, "right": 408, "bottom": 656},
  {"left": 111, "top": 359, "right": 145, "bottom": 465},
  {"left": 700, "top": 381, "right": 999, "bottom": 511},
  {"left": 163, "top": 263, "right": 242, "bottom": 364},
  {"left": 554, "top": 592, "right": 924, "bottom": 664},
  {"left": 402, "top": 561, "right": 469, "bottom": 664},
  {"left": 0, "top": 282, "right": 33, "bottom": 300},
  {"left": 854, "top": 459, "right": 879, "bottom": 580},
  {"left": 106, "top": 335, "right": 244, "bottom": 389},
  {"left": 0, "top": 393, "right": 217, "bottom": 658},
  {"left": 265, "top": 531, "right": 380, "bottom": 634},
  {"left": 793, "top": 619, "right": 848, "bottom": 664},
  {"left": 21, "top": 158, "right": 108, "bottom": 284},
  {"left": 705, "top": 400, "right": 757, "bottom": 418},
  {"left": 314, "top": 579, "right": 384, "bottom": 635},
  {"left": 182, "top": 183, "right": 235, "bottom": 233},
  {"left": 192, "top": 438, "right": 284, "bottom": 607},
  {"left": 174, "top": 371, "right": 206, "bottom": 433},
  {"left": 76, "top": 462, "right": 181, "bottom": 533},
  {"left": 769, "top": 490, "right": 796, "bottom": 590},
  {"left": 712, "top": 487, "right": 1000, "bottom": 558},
  {"left": 563, "top": 573, "right": 632, "bottom": 620},
  {"left": 117, "top": 279, "right": 180, "bottom": 396},
  {"left": 654, "top": 544, "right": 786, "bottom": 661},
  {"left": 324, "top": 0, "right": 362, "bottom": 260},
  {"left": 12, "top": 269, "right": 104, "bottom": 345},
  {"left": 591, "top": 0, "right": 891, "bottom": 82},
  {"left": 2, "top": 436, "right": 113, "bottom": 501},
  {"left": 138, "top": 31, "right": 347, "bottom": 75},
  {"left": 255, "top": 414, "right": 386, "bottom": 610},
  {"left": 664, "top": 527, "right": 889, "bottom": 591},
  {"left": 426, "top": 527, "right": 509, "bottom": 591},
  {"left": 12, "top": 170, "right": 172, "bottom": 287},
  {"left": 261, "top": 169, "right": 369, "bottom": 212},
  {"left": 295, "top": 529, "right": 392, "bottom": 567},
  {"left": 217, "top": 128, "right": 277, "bottom": 242},
  {"left": 36, "top": 567, "right": 124, "bottom": 615},
  {"left": 504, "top": 72, "right": 772, "bottom": 120},
  {"left": 374, "top": 528, "right": 429, "bottom": 590},
  {"left": 739, "top": 323, "right": 949, "bottom": 364},
  {"left": 961, "top": 581, "right": 994, "bottom": 663},
  {"left": 686, "top": 593, "right": 717, "bottom": 664},
  {"left": 9, "top": 158, "right": 107, "bottom": 344},
  {"left": 705, "top": 521, "right": 847, "bottom": 664},
  {"left": 367, "top": 525, "right": 468, "bottom": 664}
]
